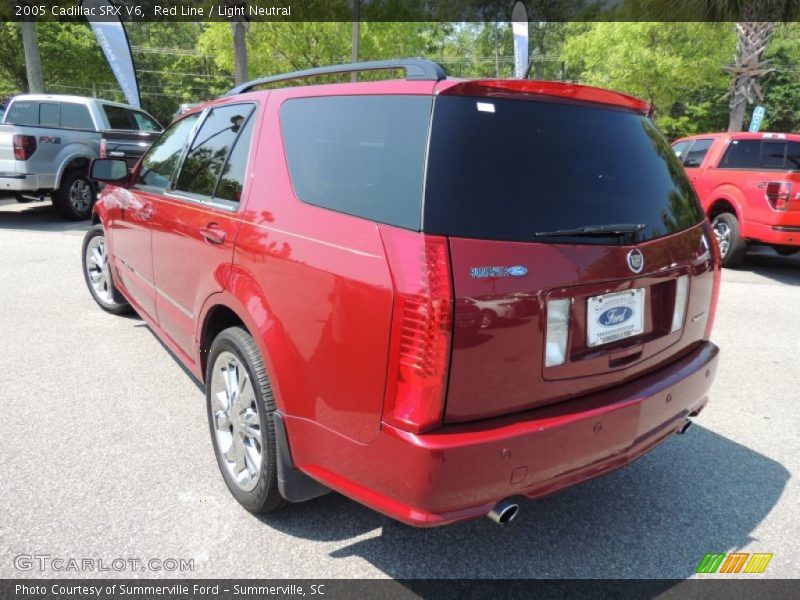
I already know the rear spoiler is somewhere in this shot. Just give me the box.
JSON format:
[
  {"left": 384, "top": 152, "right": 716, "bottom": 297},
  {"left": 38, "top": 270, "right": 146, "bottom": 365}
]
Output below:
[{"left": 438, "top": 80, "right": 652, "bottom": 117}]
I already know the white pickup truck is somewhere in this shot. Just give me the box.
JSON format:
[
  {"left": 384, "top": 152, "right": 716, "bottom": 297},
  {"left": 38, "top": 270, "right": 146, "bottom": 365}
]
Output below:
[{"left": 0, "top": 94, "right": 162, "bottom": 220}]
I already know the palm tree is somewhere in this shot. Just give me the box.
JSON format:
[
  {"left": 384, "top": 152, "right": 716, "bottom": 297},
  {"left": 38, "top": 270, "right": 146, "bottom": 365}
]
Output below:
[
  {"left": 20, "top": 21, "right": 43, "bottom": 93},
  {"left": 724, "top": 21, "right": 776, "bottom": 131}
]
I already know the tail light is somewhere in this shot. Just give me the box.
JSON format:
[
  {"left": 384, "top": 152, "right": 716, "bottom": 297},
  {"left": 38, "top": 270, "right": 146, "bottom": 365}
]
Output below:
[
  {"left": 670, "top": 275, "right": 689, "bottom": 333},
  {"left": 704, "top": 224, "right": 721, "bottom": 339},
  {"left": 379, "top": 226, "right": 453, "bottom": 434},
  {"left": 99, "top": 138, "right": 107, "bottom": 158},
  {"left": 545, "top": 298, "right": 571, "bottom": 367},
  {"left": 765, "top": 181, "right": 792, "bottom": 211},
  {"left": 13, "top": 134, "right": 37, "bottom": 160}
]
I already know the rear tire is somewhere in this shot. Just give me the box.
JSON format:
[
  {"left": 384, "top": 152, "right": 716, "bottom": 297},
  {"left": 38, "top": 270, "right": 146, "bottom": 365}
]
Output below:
[
  {"left": 53, "top": 169, "right": 95, "bottom": 221},
  {"left": 206, "top": 327, "right": 287, "bottom": 514},
  {"left": 711, "top": 212, "right": 747, "bottom": 268}
]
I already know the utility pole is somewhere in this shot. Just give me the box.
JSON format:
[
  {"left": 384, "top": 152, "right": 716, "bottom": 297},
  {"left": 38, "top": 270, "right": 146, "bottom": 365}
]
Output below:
[
  {"left": 20, "top": 21, "right": 43, "bottom": 93},
  {"left": 351, "top": 0, "right": 360, "bottom": 82}
]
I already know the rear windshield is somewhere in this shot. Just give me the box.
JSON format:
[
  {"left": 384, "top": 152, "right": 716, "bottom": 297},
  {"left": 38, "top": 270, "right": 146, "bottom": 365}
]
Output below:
[{"left": 423, "top": 96, "right": 704, "bottom": 244}]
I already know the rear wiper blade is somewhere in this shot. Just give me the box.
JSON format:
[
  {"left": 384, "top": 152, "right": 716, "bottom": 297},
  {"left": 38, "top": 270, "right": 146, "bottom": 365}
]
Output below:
[{"left": 534, "top": 223, "right": 646, "bottom": 238}]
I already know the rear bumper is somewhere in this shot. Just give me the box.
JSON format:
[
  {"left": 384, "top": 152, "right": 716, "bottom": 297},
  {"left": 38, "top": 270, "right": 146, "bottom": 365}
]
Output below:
[
  {"left": 286, "top": 342, "right": 719, "bottom": 527},
  {"left": 746, "top": 221, "right": 800, "bottom": 246},
  {"left": 0, "top": 173, "right": 45, "bottom": 192}
]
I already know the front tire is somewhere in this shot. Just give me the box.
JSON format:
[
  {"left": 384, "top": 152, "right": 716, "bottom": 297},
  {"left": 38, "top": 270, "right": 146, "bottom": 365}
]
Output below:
[
  {"left": 206, "top": 327, "right": 287, "bottom": 514},
  {"left": 53, "top": 169, "right": 95, "bottom": 221},
  {"left": 82, "top": 225, "right": 131, "bottom": 315},
  {"left": 711, "top": 212, "right": 747, "bottom": 268}
]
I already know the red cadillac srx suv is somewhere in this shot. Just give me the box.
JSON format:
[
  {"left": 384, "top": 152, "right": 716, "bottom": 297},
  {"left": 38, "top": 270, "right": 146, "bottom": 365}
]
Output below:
[
  {"left": 673, "top": 132, "right": 800, "bottom": 267},
  {"left": 83, "top": 60, "right": 721, "bottom": 527}
]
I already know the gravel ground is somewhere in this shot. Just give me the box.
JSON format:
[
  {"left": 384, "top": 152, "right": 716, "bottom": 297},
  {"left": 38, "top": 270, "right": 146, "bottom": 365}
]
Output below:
[{"left": 0, "top": 197, "right": 797, "bottom": 580}]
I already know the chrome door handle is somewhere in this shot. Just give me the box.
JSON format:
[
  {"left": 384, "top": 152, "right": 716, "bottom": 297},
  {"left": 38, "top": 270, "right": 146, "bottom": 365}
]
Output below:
[{"left": 200, "top": 225, "right": 226, "bottom": 245}]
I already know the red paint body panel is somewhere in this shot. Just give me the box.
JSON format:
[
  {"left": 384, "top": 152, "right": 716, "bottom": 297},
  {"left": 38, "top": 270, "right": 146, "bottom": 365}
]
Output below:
[
  {"left": 93, "top": 74, "right": 721, "bottom": 526},
  {"left": 287, "top": 342, "right": 717, "bottom": 526},
  {"left": 675, "top": 132, "right": 800, "bottom": 247}
]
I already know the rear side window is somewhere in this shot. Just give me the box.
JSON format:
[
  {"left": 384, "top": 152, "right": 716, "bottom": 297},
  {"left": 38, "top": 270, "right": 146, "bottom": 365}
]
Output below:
[
  {"left": 175, "top": 104, "right": 255, "bottom": 198},
  {"left": 280, "top": 96, "right": 433, "bottom": 230},
  {"left": 424, "top": 96, "right": 703, "bottom": 244},
  {"left": 719, "top": 139, "right": 760, "bottom": 169},
  {"left": 215, "top": 116, "right": 255, "bottom": 202},
  {"left": 136, "top": 114, "right": 199, "bottom": 189},
  {"left": 132, "top": 111, "right": 161, "bottom": 132},
  {"left": 39, "top": 103, "right": 60, "bottom": 127},
  {"left": 103, "top": 105, "right": 136, "bottom": 130},
  {"left": 787, "top": 142, "right": 800, "bottom": 170},
  {"left": 682, "top": 139, "right": 713, "bottom": 167},
  {"left": 60, "top": 103, "right": 94, "bottom": 129},
  {"left": 761, "top": 141, "right": 787, "bottom": 169},
  {"left": 672, "top": 140, "right": 690, "bottom": 161},
  {"left": 5, "top": 100, "right": 38, "bottom": 125}
]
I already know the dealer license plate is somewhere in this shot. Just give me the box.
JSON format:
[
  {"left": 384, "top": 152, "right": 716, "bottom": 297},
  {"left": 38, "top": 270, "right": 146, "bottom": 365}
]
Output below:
[{"left": 587, "top": 288, "right": 645, "bottom": 348}]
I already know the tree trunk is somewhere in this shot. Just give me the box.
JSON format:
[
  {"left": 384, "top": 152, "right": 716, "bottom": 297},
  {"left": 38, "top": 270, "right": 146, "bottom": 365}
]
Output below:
[
  {"left": 351, "top": 0, "right": 360, "bottom": 82},
  {"left": 726, "top": 21, "right": 775, "bottom": 132},
  {"left": 231, "top": 21, "right": 248, "bottom": 86},
  {"left": 20, "top": 21, "right": 43, "bottom": 93}
]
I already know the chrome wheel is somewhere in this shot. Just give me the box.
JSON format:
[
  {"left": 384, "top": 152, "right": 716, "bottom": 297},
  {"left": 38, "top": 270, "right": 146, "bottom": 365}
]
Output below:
[
  {"left": 85, "top": 235, "right": 116, "bottom": 305},
  {"left": 210, "top": 351, "right": 262, "bottom": 492},
  {"left": 712, "top": 219, "right": 731, "bottom": 258},
  {"left": 69, "top": 178, "right": 93, "bottom": 213}
]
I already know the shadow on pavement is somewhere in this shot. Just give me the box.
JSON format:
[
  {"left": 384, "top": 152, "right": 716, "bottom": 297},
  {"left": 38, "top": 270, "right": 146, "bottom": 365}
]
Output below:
[
  {"left": 736, "top": 247, "right": 800, "bottom": 285},
  {"left": 0, "top": 197, "right": 90, "bottom": 234},
  {"left": 256, "top": 425, "right": 788, "bottom": 580}
]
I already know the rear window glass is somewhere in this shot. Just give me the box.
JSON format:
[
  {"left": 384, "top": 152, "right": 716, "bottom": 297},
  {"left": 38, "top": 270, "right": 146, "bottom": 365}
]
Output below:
[
  {"left": 5, "top": 100, "right": 38, "bottom": 125},
  {"left": 103, "top": 105, "right": 135, "bottom": 129},
  {"left": 719, "top": 138, "right": 800, "bottom": 170},
  {"left": 423, "top": 96, "right": 704, "bottom": 244},
  {"left": 132, "top": 111, "right": 161, "bottom": 132},
  {"left": 60, "top": 103, "right": 94, "bottom": 129},
  {"left": 761, "top": 141, "right": 787, "bottom": 169},
  {"left": 280, "top": 96, "right": 432, "bottom": 230},
  {"left": 39, "top": 103, "right": 60, "bottom": 127}
]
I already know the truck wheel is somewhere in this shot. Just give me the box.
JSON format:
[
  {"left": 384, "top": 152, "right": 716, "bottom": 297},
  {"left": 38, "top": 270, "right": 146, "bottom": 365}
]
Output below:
[
  {"left": 53, "top": 169, "right": 95, "bottom": 221},
  {"left": 206, "top": 327, "right": 287, "bottom": 514},
  {"left": 711, "top": 213, "right": 747, "bottom": 268},
  {"left": 81, "top": 225, "right": 131, "bottom": 315}
]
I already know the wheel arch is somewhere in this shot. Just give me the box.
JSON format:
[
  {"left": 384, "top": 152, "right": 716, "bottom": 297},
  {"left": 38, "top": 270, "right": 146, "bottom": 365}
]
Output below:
[
  {"left": 706, "top": 194, "right": 743, "bottom": 223},
  {"left": 55, "top": 153, "right": 94, "bottom": 189},
  {"left": 196, "top": 280, "right": 287, "bottom": 414}
]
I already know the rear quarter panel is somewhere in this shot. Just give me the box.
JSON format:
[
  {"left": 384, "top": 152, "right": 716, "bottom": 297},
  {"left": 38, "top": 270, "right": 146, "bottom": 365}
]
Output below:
[{"left": 222, "top": 88, "right": 398, "bottom": 444}]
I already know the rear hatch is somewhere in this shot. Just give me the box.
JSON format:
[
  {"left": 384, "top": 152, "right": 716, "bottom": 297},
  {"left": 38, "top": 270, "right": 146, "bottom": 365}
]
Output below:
[{"left": 424, "top": 84, "right": 717, "bottom": 423}]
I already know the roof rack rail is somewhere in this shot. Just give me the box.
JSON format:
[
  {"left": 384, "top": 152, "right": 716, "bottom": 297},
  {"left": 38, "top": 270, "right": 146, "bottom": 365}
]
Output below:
[{"left": 224, "top": 59, "right": 447, "bottom": 96}]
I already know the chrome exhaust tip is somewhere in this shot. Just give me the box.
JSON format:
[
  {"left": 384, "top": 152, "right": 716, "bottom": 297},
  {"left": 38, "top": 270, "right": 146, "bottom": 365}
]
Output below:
[
  {"left": 677, "top": 419, "right": 693, "bottom": 435},
  {"left": 487, "top": 499, "right": 519, "bottom": 525}
]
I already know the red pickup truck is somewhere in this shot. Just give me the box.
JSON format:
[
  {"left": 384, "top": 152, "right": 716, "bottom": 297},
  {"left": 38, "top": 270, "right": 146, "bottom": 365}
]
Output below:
[{"left": 673, "top": 132, "right": 800, "bottom": 267}]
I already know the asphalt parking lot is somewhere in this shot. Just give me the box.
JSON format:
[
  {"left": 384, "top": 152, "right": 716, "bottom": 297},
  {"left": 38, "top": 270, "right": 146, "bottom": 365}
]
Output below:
[{"left": 1, "top": 196, "right": 798, "bottom": 581}]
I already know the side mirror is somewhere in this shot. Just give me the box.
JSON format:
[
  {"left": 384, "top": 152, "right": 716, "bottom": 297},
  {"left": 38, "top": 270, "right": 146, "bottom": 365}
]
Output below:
[{"left": 90, "top": 159, "right": 130, "bottom": 186}]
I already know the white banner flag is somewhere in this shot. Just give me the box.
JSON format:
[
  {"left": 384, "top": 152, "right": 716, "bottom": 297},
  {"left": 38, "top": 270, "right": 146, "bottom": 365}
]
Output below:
[
  {"left": 82, "top": 0, "right": 140, "bottom": 108},
  {"left": 511, "top": 1, "right": 529, "bottom": 79}
]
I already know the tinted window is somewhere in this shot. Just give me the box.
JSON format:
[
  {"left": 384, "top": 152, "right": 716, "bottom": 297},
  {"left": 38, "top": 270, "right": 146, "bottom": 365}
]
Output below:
[
  {"left": 683, "top": 139, "right": 712, "bottom": 167},
  {"left": 424, "top": 96, "right": 704, "bottom": 244},
  {"left": 280, "top": 96, "right": 433, "bottom": 230},
  {"left": 60, "top": 103, "right": 94, "bottom": 129},
  {"left": 5, "top": 100, "right": 38, "bottom": 125},
  {"left": 787, "top": 142, "right": 800, "bottom": 170},
  {"left": 672, "top": 140, "right": 690, "bottom": 161},
  {"left": 176, "top": 104, "right": 254, "bottom": 198},
  {"left": 103, "top": 104, "right": 134, "bottom": 129},
  {"left": 132, "top": 111, "right": 161, "bottom": 132},
  {"left": 761, "top": 141, "right": 786, "bottom": 169},
  {"left": 719, "top": 139, "right": 760, "bottom": 169},
  {"left": 136, "top": 114, "right": 199, "bottom": 188},
  {"left": 39, "top": 103, "right": 60, "bottom": 127},
  {"left": 214, "top": 116, "right": 254, "bottom": 202}
]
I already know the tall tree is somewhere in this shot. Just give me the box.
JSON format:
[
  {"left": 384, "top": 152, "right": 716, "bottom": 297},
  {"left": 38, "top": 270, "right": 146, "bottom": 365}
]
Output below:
[
  {"left": 231, "top": 20, "right": 248, "bottom": 85},
  {"left": 20, "top": 21, "right": 43, "bottom": 93},
  {"left": 725, "top": 22, "right": 776, "bottom": 131}
]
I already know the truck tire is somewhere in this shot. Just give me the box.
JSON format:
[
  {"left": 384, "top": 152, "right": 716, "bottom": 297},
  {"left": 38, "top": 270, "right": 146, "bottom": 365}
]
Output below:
[
  {"left": 53, "top": 169, "right": 96, "bottom": 221},
  {"left": 711, "top": 212, "right": 747, "bottom": 268}
]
